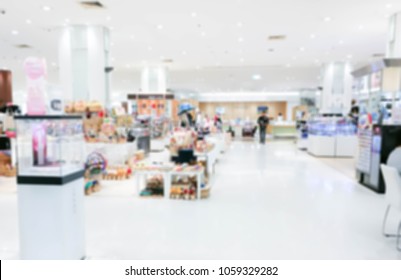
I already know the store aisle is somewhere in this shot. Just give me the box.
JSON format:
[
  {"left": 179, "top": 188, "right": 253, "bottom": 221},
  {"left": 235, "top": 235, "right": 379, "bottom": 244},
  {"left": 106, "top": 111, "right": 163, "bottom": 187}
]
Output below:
[{"left": 1, "top": 141, "right": 400, "bottom": 259}]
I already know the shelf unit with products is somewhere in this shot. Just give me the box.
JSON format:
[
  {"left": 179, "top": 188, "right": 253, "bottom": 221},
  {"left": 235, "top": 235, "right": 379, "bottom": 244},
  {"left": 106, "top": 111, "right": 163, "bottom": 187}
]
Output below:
[{"left": 352, "top": 59, "right": 401, "bottom": 193}]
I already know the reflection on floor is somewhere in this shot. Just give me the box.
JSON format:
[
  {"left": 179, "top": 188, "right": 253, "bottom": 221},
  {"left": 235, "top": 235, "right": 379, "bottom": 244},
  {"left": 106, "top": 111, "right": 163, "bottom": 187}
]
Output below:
[{"left": 0, "top": 140, "right": 400, "bottom": 259}]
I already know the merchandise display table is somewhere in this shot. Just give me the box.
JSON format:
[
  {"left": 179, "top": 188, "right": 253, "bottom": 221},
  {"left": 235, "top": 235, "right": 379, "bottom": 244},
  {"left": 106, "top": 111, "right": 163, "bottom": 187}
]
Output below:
[
  {"left": 170, "top": 168, "right": 204, "bottom": 200},
  {"left": 135, "top": 169, "right": 171, "bottom": 198},
  {"left": 307, "top": 135, "right": 357, "bottom": 157},
  {"left": 269, "top": 124, "right": 297, "bottom": 138},
  {"left": 133, "top": 165, "right": 205, "bottom": 200}
]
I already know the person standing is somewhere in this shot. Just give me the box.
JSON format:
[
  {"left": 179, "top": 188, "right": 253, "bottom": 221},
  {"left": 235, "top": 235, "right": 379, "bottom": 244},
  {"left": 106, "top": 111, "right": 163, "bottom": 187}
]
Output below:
[{"left": 257, "top": 110, "right": 269, "bottom": 144}]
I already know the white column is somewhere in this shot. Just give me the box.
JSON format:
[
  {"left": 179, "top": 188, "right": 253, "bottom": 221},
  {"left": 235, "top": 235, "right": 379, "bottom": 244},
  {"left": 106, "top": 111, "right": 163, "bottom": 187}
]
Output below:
[
  {"left": 140, "top": 66, "right": 167, "bottom": 93},
  {"left": 59, "top": 25, "right": 110, "bottom": 105},
  {"left": 387, "top": 12, "right": 401, "bottom": 57},
  {"left": 320, "top": 62, "right": 353, "bottom": 114}
]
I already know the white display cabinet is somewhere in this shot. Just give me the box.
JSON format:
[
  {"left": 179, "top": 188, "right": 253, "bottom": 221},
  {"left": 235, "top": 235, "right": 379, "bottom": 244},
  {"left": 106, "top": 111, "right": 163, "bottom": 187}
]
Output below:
[
  {"left": 14, "top": 115, "right": 85, "bottom": 260},
  {"left": 307, "top": 117, "right": 357, "bottom": 158}
]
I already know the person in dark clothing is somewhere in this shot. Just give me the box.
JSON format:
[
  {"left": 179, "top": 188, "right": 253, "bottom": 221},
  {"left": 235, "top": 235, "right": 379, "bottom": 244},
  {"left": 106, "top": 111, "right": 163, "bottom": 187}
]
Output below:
[
  {"left": 257, "top": 111, "right": 269, "bottom": 144},
  {"left": 349, "top": 99, "right": 359, "bottom": 125},
  {"left": 186, "top": 112, "right": 194, "bottom": 127}
]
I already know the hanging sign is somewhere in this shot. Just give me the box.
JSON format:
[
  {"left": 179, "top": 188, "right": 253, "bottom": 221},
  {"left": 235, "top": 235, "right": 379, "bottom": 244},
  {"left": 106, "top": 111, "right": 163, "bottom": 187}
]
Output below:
[{"left": 24, "top": 57, "right": 47, "bottom": 115}]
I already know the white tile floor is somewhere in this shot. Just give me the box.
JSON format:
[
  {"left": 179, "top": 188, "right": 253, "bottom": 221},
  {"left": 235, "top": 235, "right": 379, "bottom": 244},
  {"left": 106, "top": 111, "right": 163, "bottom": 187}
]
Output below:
[{"left": 1, "top": 140, "right": 401, "bottom": 259}]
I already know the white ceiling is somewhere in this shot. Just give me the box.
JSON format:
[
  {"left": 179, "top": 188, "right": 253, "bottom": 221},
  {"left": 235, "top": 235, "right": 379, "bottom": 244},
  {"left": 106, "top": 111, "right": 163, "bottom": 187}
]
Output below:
[{"left": 0, "top": 0, "right": 400, "bottom": 93}]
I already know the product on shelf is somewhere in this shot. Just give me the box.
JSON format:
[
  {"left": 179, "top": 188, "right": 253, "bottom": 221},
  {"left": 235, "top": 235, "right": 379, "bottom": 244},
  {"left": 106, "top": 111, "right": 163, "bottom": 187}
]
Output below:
[
  {"left": 133, "top": 162, "right": 173, "bottom": 172},
  {"left": 0, "top": 151, "right": 16, "bottom": 177},
  {"left": 65, "top": 100, "right": 104, "bottom": 114},
  {"left": 140, "top": 175, "right": 164, "bottom": 197},
  {"left": 84, "top": 152, "right": 107, "bottom": 195},
  {"left": 84, "top": 179, "right": 101, "bottom": 196},
  {"left": 169, "top": 129, "right": 197, "bottom": 156},
  {"left": 170, "top": 175, "right": 198, "bottom": 200},
  {"left": 102, "top": 165, "right": 132, "bottom": 180}
]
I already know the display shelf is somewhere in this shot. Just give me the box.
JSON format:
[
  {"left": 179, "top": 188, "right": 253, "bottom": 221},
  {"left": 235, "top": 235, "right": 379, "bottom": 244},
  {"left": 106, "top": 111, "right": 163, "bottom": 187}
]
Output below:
[
  {"left": 170, "top": 167, "right": 204, "bottom": 200},
  {"left": 135, "top": 169, "right": 170, "bottom": 198},
  {"left": 307, "top": 117, "right": 357, "bottom": 157}
]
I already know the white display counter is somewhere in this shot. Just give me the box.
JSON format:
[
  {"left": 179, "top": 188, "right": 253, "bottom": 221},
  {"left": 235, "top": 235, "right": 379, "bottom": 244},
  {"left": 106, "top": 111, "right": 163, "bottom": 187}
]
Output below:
[
  {"left": 18, "top": 177, "right": 85, "bottom": 259},
  {"left": 307, "top": 135, "right": 357, "bottom": 157},
  {"left": 336, "top": 135, "right": 358, "bottom": 157},
  {"left": 307, "top": 135, "right": 336, "bottom": 157}
]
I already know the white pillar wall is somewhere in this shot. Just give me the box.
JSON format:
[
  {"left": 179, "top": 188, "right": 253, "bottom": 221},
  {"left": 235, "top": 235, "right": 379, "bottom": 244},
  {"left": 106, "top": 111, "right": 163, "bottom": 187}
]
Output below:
[
  {"left": 387, "top": 12, "right": 401, "bottom": 57},
  {"left": 140, "top": 66, "right": 167, "bottom": 93},
  {"left": 59, "top": 25, "right": 110, "bottom": 105},
  {"left": 320, "top": 62, "right": 353, "bottom": 115}
]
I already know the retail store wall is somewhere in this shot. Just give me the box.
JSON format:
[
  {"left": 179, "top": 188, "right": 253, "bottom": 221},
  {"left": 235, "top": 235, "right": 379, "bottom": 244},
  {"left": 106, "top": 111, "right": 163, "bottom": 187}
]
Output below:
[
  {"left": 0, "top": 70, "right": 12, "bottom": 106},
  {"left": 199, "top": 101, "right": 287, "bottom": 121}
]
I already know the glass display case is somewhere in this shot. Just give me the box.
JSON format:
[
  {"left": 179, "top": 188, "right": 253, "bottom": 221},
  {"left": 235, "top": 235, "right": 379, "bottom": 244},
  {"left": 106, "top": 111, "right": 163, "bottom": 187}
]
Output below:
[
  {"left": 307, "top": 117, "right": 357, "bottom": 157},
  {"left": 15, "top": 116, "right": 85, "bottom": 179},
  {"left": 308, "top": 117, "right": 356, "bottom": 136}
]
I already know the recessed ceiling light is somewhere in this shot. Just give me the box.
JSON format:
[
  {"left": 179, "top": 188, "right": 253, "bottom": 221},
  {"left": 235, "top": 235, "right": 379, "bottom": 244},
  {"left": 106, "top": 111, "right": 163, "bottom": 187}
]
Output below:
[
  {"left": 252, "top": 74, "right": 262, "bottom": 80},
  {"left": 237, "top": 22, "right": 243, "bottom": 27},
  {"left": 111, "top": 57, "right": 115, "bottom": 61},
  {"left": 191, "top": 12, "right": 197, "bottom": 17},
  {"left": 182, "top": 51, "right": 187, "bottom": 55},
  {"left": 237, "top": 37, "right": 244, "bottom": 43},
  {"left": 385, "top": 3, "right": 393, "bottom": 8},
  {"left": 338, "top": 40, "right": 344, "bottom": 45},
  {"left": 11, "top": 30, "right": 19, "bottom": 35},
  {"left": 240, "top": 58, "right": 245, "bottom": 63},
  {"left": 26, "top": 19, "right": 32, "bottom": 24},
  {"left": 285, "top": 63, "right": 291, "bottom": 68},
  {"left": 106, "top": 16, "right": 111, "bottom": 21},
  {"left": 358, "top": 25, "right": 364, "bottom": 30},
  {"left": 126, "top": 64, "right": 131, "bottom": 68},
  {"left": 299, "top": 47, "right": 305, "bottom": 52},
  {"left": 324, "top": 17, "right": 332, "bottom": 22},
  {"left": 52, "top": 62, "right": 57, "bottom": 67},
  {"left": 201, "top": 32, "right": 206, "bottom": 37},
  {"left": 310, "top": 34, "right": 316, "bottom": 39},
  {"left": 314, "top": 59, "right": 320, "bottom": 64},
  {"left": 292, "top": 56, "right": 297, "bottom": 60},
  {"left": 157, "top": 24, "right": 163, "bottom": 30},
  {"left": 42, "top": 6, "right": 51, "bottom": 11},
  {"left": 65, "top": 18, "right": 70, "bottom": 23},
  {"left": 346, "top": 54, "right": 353, "bottom": 59}
]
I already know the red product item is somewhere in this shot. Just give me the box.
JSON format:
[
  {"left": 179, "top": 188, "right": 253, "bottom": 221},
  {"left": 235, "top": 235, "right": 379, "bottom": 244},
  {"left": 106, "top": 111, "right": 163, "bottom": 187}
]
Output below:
[{"left": 98, "top": 110, "right": 105, "bottom": 118}]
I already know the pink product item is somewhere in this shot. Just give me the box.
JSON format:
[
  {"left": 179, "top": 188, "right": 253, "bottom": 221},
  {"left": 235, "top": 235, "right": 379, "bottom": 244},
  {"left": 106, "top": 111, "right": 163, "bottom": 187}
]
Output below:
[
  {"left": 32, "top": 123, "right": 47, "bottom": 166},
  {"left": 5, "top": 130, "right": 16, "bottom": 138},
  {"left": 23, "top": 57, "right": 47, "bottom": 80},
  {"left": 27, "top": 86, "right": 47, "bottom": 115}
]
